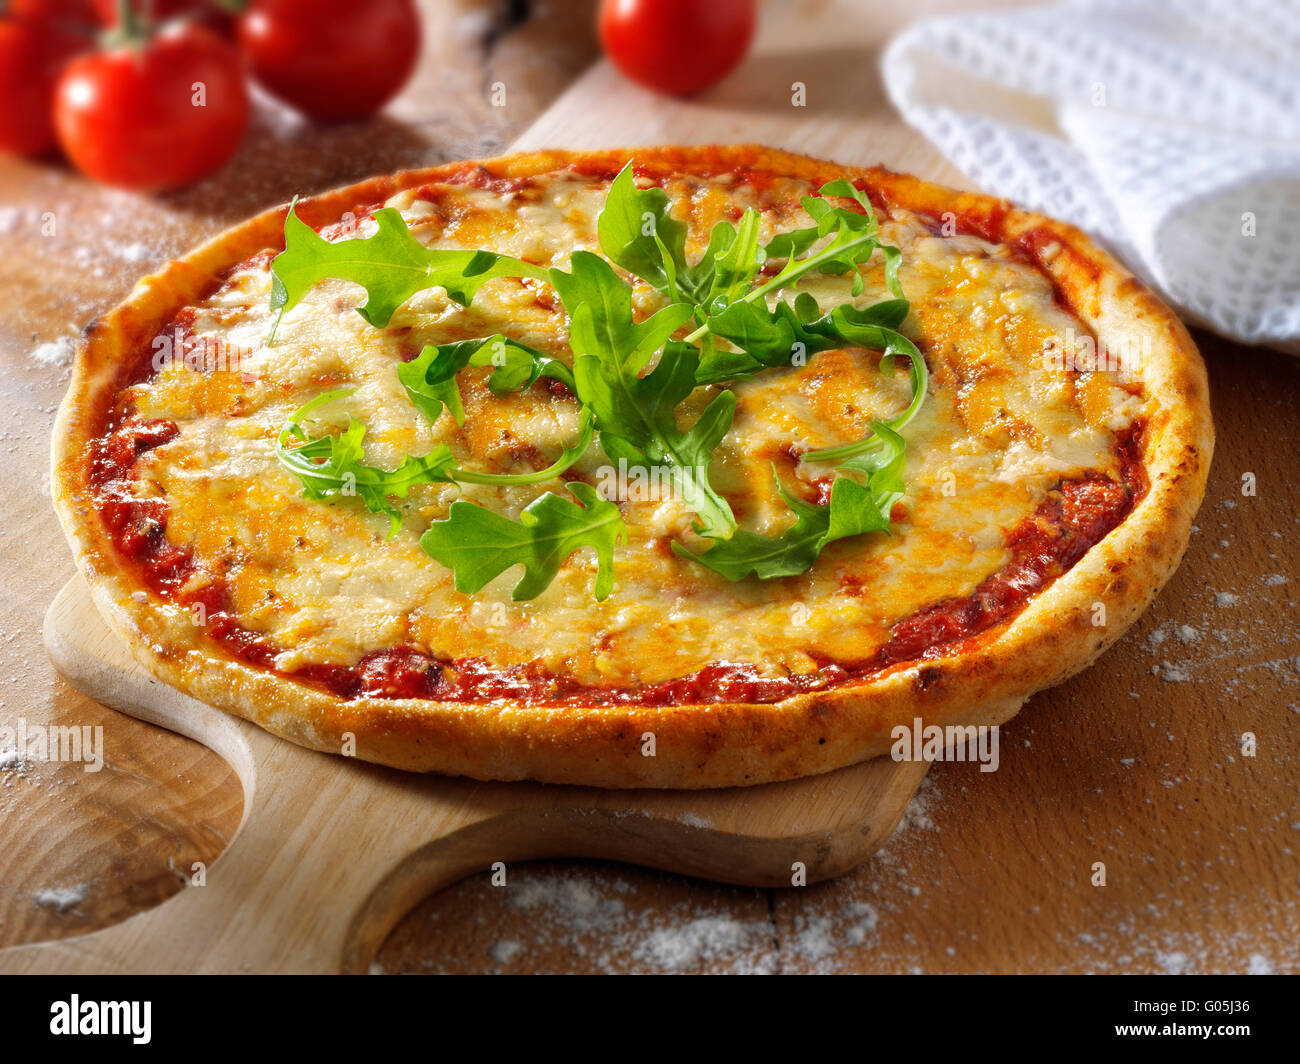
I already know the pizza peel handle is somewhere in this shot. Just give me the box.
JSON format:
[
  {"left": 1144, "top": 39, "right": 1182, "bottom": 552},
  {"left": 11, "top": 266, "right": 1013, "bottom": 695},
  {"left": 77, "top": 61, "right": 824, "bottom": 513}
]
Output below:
[{"left": 0, "top": 577, "right": 928, "bottom": 974}]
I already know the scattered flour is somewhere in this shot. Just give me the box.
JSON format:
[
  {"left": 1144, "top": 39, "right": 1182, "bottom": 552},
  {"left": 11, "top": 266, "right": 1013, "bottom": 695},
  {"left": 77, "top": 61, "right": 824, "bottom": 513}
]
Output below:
[
  {"left": 843, "top": 902, "right": 880, "bottom": 946},
  {"left": 1156, "top": 949, "right": 1192, "bottom": 974},
  {"left": 490, "top": 939, "right": 523, "bottom": 965},
  {"left": 633, "top": 916, "right": 756, "bottom": 970},
  {"left": 33, "top": 883, "right": 88, "bottom": 913},
  {"left": 0, "top": 749, "right": 29, "bottom": 775},
  {"left": 117, "top": 242, "right": 154, "bottom": 264},
  {"left": 1159, "top": 661, "right": 1192, "bottom": 683},
  {"left": 890, "top": 773, "right": 940, "bottom": 837},
  {"left": 1214, "top": 592, "right": 1239, "bottom": 607},
  {"left": 30, "top": 337, "right": 76, "bottom": 368}
]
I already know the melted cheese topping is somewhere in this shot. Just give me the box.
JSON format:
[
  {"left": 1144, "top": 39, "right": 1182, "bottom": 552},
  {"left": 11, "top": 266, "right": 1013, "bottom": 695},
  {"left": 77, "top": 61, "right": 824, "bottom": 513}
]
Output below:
[{"left": 122, "top": 168, "right": 1148, "bottom": 685}]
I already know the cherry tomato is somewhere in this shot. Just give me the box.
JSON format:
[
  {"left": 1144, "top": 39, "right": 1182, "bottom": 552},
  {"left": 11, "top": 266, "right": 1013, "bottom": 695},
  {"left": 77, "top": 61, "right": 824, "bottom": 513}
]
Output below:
[
  {"left": 90, "top": 0, "right": 234, "bottom": 36},
  {"left": 0, "top": 14, "right": 86, "bottom": 156},
  {"left": 599, "top": 0, "right": 756, "bottom": 97},
  {"left": 55, "top": 20, "right": 249, "bottom": 190},
  {"left": 10, "top": 0, "right": 97, "bottom": 23},
  {"left": 236, "top": 0, "right": 420, "bottom": 123}
]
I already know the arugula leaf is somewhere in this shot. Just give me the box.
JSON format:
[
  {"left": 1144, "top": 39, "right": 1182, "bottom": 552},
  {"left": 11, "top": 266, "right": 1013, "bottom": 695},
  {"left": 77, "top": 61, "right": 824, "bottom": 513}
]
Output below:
[
  {"left": 397, "top": 334, "right": 576, "bottom": 427},
  {"left": 597, "top": 163, "right": 692, "bottom": 299},
  {"left": 420, "top": 481, "right": 626, "bottom": 601},
  {"left": 802, "top": 344, "right": 929, "bottom": 463},
  {"left": 696, "top": 296, "right": 913, "bottom": 384},
  {"left": 549, "top": 252, "right": 736, "bottom": 538},
  {"left": 398, "top": 335, "right": 594, "bottom": 486},
  {"left": 453, "top": 406, "right": 596, "bottom": 487},
  {"left": 760, "top": 179, "right": 898, "bottom": 296},
  {"left": 270, "top": 166, "right": 929, "bottom": 598},
  {"left": 269, "top": 203, "right": 548, "bottom": 337},
  {"left": 596, "top": 163, "right": 764, "bottom": 306},
  {"left": 698, "top": 209, "right": 765, "bottom": 307},
  {"left": 680, "top": 178, "right": 905, "bottom": 353},
  {"left": 672, "top": 423, "right": 907, "bottom": 581},
  {"left": 276, "top": 389, "right": 457, "bottom": 535}
]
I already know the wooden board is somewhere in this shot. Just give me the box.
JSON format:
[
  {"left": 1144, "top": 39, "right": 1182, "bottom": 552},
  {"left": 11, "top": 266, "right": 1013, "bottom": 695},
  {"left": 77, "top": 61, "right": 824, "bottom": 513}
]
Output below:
[
  {"left": 1, "top": 0, "right": 1296, "bottom": 974},
  {"left": 0, "top": 577, "right": 926, "bottom": 973}
]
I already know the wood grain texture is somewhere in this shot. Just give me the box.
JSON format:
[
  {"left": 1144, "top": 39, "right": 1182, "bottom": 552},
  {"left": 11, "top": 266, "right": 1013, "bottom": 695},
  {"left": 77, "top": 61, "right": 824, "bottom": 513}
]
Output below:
[
  {"left": 2, "top": 0, "right": 1296, "bottom": 973},
  {"left": 1, "top": 576, "right": 925, "bottom": 973}
]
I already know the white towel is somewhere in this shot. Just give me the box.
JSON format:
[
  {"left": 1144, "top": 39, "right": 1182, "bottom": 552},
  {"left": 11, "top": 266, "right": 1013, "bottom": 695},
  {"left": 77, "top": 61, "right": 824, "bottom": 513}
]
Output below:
[{"left": 883, "top": 0, "right": 1300, "bottom": 352}]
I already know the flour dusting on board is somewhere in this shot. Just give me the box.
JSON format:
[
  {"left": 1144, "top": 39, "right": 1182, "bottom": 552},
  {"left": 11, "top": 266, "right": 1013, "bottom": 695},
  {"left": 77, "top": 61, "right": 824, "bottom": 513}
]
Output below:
[
  {"left": 375, "top": 775, "right": 947, "bottom": 975},
  {"left": 32, "top": 882, "right": 89, "bottom": 914},
  {"left": 30, "top": 338, "right": 76, "bottom": 369}
]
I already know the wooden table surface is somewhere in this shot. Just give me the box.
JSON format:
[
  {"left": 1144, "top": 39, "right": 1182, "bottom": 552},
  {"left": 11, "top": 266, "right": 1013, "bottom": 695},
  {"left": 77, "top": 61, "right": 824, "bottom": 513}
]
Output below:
[{"left": 1, "top": 0, "right": 1296, "bottom": 974}]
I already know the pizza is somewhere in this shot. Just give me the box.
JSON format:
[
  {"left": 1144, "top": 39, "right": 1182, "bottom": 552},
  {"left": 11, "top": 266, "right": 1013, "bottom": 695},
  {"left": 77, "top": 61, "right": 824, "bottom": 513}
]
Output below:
[{"left": 52, "top": 146, "right": 1212, "bottom": 788}]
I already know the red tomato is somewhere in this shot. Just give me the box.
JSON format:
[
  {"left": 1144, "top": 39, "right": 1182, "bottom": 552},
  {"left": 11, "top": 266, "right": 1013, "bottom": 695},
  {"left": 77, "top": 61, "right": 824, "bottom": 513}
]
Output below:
[
  {"left": 54, "top": 21, "right": 249, "bottom": 190},
  {"left": 90, "top": 0, "right": 234, "bottom": 36},
  {"left": 236, "top": 0, "right": 420, "bottom": 123},
  {"left": 0, "top": 15, "right": 86, "bottom": 156},
  {"left": 599, "top": 0, "right": 756, "bottom": 97},
  {"left": 10, "top": 0, "right": 97, "bottom": 22}
]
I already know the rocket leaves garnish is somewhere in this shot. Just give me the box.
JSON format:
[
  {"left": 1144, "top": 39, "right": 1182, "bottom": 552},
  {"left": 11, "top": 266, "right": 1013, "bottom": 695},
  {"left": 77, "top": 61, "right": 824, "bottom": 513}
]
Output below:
[
  {"left": 396, "top": 335, "right": 593, "bottom": 486},
  {"left": 272, "top": 164, "right": 930, "bottom": 599},
  {"left": 672, "top": 424, "right": 907, "bottom": 581},
  {"left": 397, "top": 334, "right": 576, "bottom": 428},
  {"left": 268, "top": 201, "right": 547, "bottom": 340},
  {"left": 420, "top": 482, "right": 626, "bottom": 602},
  {"left": 275, "top": 389, "right": 457, "bottom": 536},
  {"left": 452, "top": 406, "right": 597, "bottom": 488},
  {"left": 548, "top": 252, "right": 737, "bottom": 539},
  {"left": 803, "top": 343, "right": 928, "bottom": 463}
]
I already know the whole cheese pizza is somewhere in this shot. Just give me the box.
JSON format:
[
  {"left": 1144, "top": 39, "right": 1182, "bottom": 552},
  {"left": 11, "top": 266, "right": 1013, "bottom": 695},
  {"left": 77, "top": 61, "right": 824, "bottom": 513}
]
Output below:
[{"left": 53, "top": 146, "right": 1212, "bottom": 788}]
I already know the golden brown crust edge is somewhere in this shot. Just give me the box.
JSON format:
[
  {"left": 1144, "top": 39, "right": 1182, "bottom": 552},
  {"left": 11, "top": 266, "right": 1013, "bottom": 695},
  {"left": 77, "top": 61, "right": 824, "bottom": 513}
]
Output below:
[{"left": 51, "top": 145, "right": 1214, "bottom": 788}]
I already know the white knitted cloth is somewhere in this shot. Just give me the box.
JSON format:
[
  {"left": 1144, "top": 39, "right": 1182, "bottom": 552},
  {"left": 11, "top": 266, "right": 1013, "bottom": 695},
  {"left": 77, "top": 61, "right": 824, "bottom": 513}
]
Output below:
[{"left": 883, "top": 0, "right": 1300, "bottom": 351}]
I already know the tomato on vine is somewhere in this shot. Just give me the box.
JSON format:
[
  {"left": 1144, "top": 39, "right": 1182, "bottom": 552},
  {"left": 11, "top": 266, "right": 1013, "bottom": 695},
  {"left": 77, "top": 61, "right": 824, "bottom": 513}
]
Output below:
[
  {"left": 236, "top": 0, "right": 420, "bottom": 123},
  {"left": 54, "top": 4, "right": 249, "bottom": 190},
  {"left": 0, "top": 3, "right": 88, "bottom": 156}
]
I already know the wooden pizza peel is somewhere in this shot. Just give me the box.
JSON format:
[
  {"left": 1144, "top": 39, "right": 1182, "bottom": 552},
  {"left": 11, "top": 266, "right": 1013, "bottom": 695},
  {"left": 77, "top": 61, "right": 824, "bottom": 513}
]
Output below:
[{"left": 0, "top": 576, "right": 929, "bottom": 973}]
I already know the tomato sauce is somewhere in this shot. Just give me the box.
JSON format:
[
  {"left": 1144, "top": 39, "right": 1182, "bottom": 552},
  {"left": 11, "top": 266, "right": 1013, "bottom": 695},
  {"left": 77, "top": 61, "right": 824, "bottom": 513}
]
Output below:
[{"left": 88, "top": 397, "right": 1146, "bottom": 706}]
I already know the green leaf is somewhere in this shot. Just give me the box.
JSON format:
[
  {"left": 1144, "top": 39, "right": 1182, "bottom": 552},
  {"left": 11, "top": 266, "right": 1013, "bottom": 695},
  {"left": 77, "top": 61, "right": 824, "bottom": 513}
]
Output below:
[
  {"left": 672, "top": 423, "right": 907, "bottom": 581},
  {"left": 276, "top": 389, "right": 457, "bottom": 536},
  {"left": 271, "top": 165, "right": 929, "bottom": 599},
  {"left": 696, "top": 297, "right": 916, "bottom": 385},
  {"left": 699, "top": 209, "right": 765, "bottom": 306},
  {"left": 453, "top": 406, "right": 596, "bottom": 487},
  {"left": 680, "top": 178, "right": 906, "bottom": 353},
  {"left": 596, "top": 164, "right": 764, "bottom": 306},
  {"left": 397, "top": 334, "right": 576, "bottom": 427},
  {"left": 420, "top": 482, "right": 627, "bottom": 601},
  {"left": 596, "top": 163, "right": 692, "bottom": 298},
  {"left": 802, "top": 343, "right": 929, "bottom": 463},
  {"left": 269, "top": 203, "right": 548, "bottom": 336},
  {"left": 550, "top": 252, "right": 736, "bottom": 538}
]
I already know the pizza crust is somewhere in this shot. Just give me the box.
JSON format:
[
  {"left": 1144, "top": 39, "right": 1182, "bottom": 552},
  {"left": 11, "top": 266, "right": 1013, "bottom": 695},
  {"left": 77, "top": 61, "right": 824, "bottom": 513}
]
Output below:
[{"left": 52, "top": 146, "right": 1213, "bottom": 788}]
